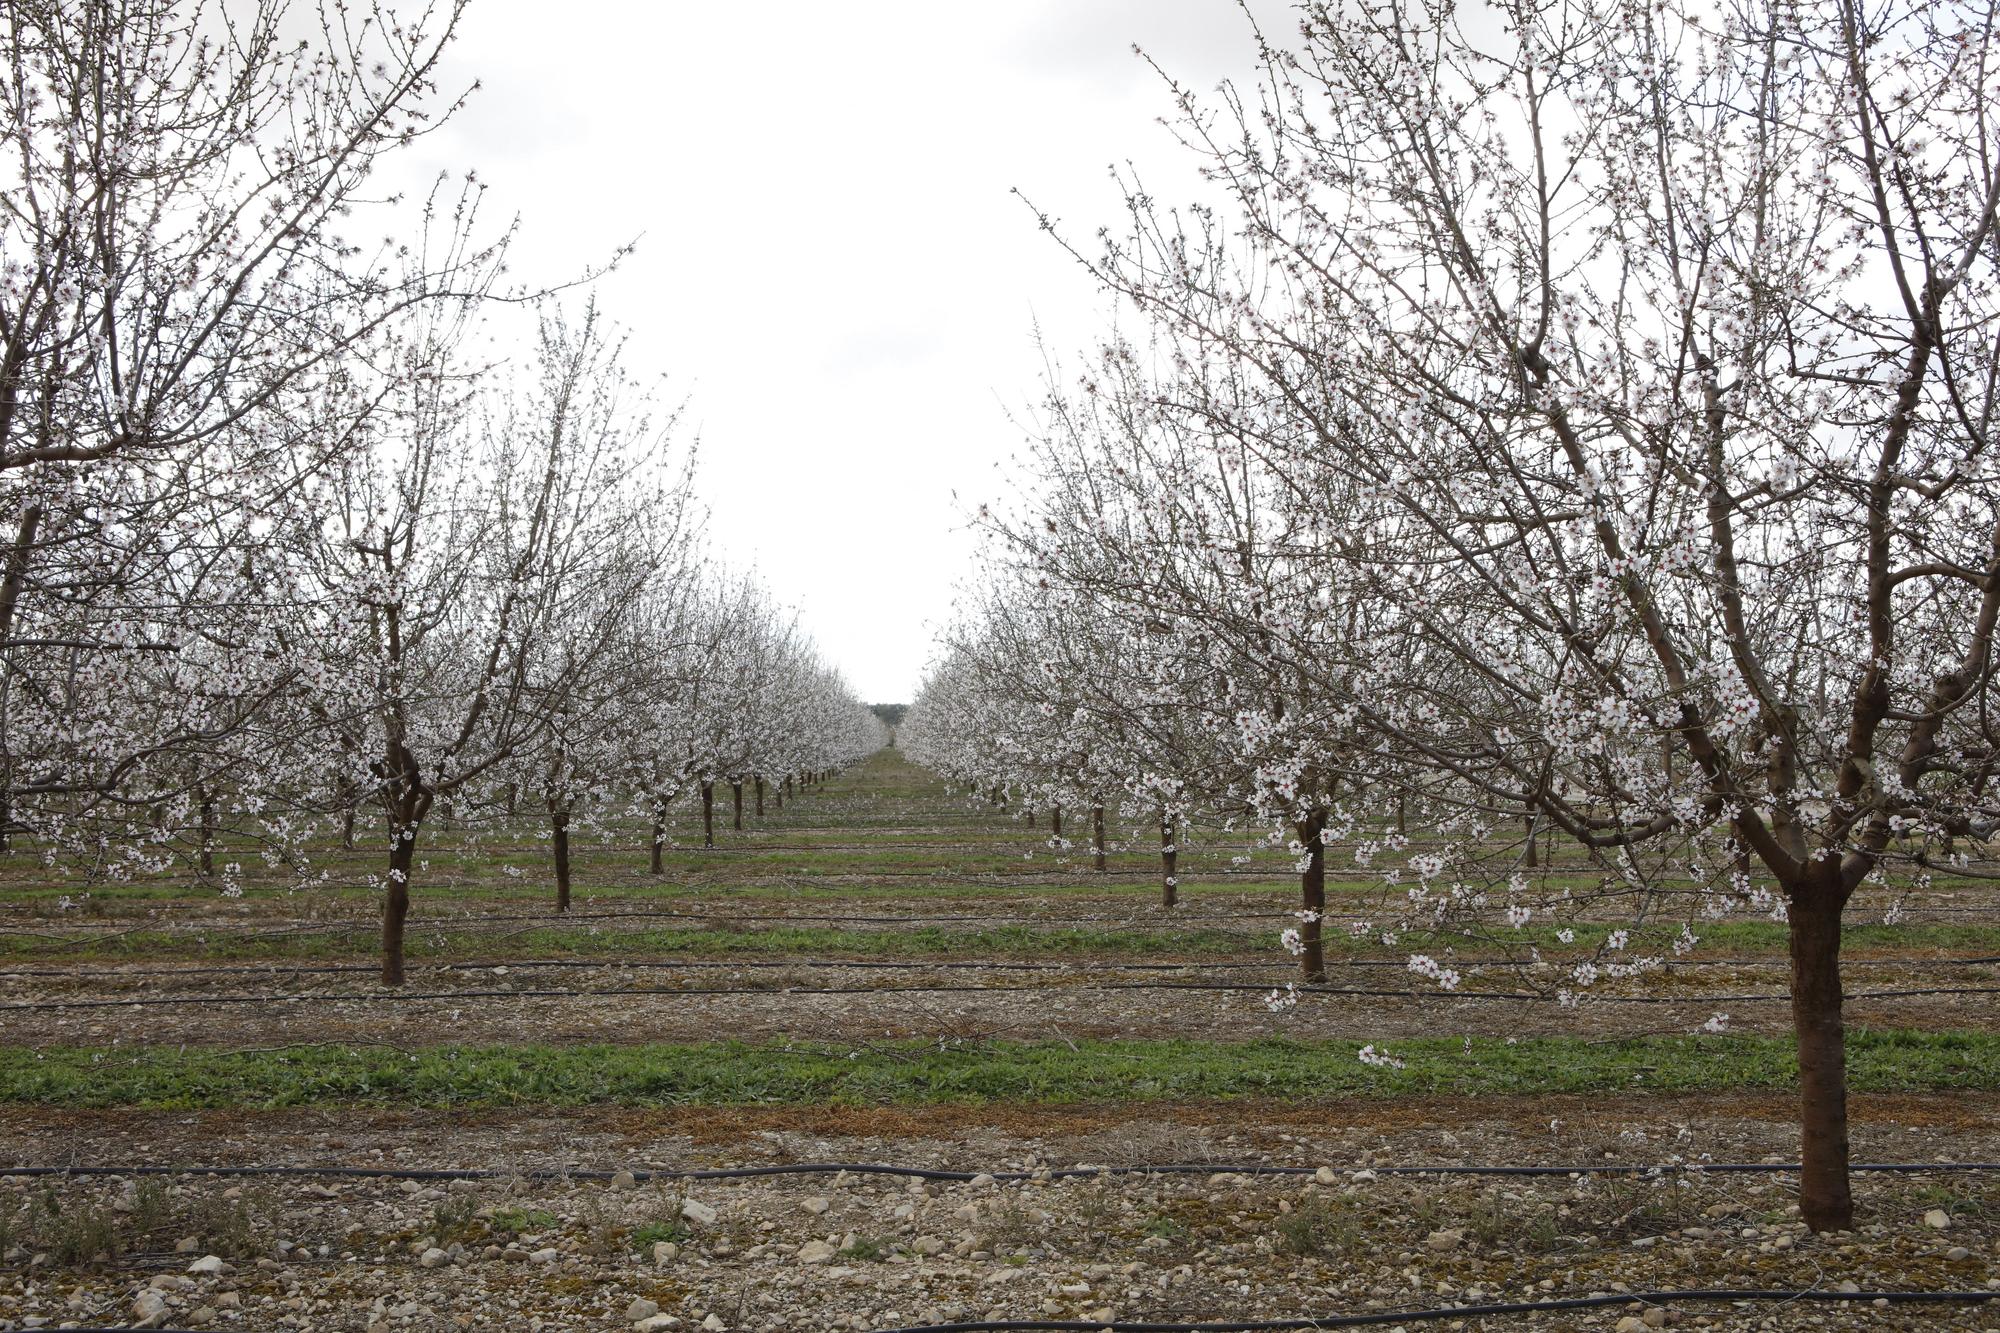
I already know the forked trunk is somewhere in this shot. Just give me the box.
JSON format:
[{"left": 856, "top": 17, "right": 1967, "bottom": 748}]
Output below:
[
  {"left": 1091, "top": 804, "right": 1107, "bottom": 872},
  {"left": 1159, "top": 813, "right": 1177, "bottom": 909},
  {"left": 551, "top": 803, "right": 572, "bottom": 913},
  {"left": 701, "top": 781, "right": 715, "bottom": 849},
  {"left": 1295, "top": 808, "right": 1328, "bottom": 983},
  {"left": 1790, "top": 886, "right": 1853, "bottom": 1231},
  {"left": 649, "top": 800, "right": 667, "bottom": 876}
]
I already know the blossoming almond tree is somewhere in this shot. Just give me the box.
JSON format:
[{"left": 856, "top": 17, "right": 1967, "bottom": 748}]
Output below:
[{"left": 1037, "top": 0, "right": 2000, "bottom": 1230}]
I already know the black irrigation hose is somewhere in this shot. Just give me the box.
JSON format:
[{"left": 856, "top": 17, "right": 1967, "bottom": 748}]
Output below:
[
  {"left": 8, "top": 979, "right": 2000, "bottom": 1012},
  {"left": 9, "top": 1158, "right": 2000, "bottom": 1184},
  {"left": 868, "top": 1290, "right": 2000, "bottom": 1332},
  {"left": 4, "top": 953, "right": 1993, "bottom": 983}
]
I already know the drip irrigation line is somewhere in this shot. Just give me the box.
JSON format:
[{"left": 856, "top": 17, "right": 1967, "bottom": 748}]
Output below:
[
  {"left": 6, "top": 979, "right": 2000, "bottom": 1012},
  {"left": 865, "top": 1289, "right": 2000, "bottom": 1332},
  {"left": 9, "top": 1159, "right": 1999, "bottom": 1185},
  {"left": 3, "top": 953, "right": 1992, "bottom": 984}
]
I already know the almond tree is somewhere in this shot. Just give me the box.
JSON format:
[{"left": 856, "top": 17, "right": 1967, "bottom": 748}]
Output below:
[{"left": 1044, "top": 0, "right": 2000, "bottom": 1229}]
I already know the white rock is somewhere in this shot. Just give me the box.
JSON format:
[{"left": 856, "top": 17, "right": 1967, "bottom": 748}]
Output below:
[
  {"left": 1314, "top": 1166, "right": 1340, "bottom": 1185},
  {"left": 681, "top": 1198, "right": 718, "bottom": 1227},
  {"left": 635, "top": 1318, "right": 681, "bottom": 1332},
  {"left": 1615, "top": 1319, "right": 1647, "bottom": 1333},
  {"left": 1424, "top": 1229, "right": 1464, "bottom": 1253},
  {"left": 801, "top": 1196, "right": 830, "bottom": 1215},
  {"left": 1642, "top": 1310, "right": 1667, "bottom": 1329},
  {"left": 701, "top": 1316, "right": 726, "bottom": 1332},
  {"left": 1947, "top": 1245, "right": 1971, "bottom": 1261},
  {"left": 530, "top": 1247, "right": 560, "bottom": 1264},
  {"left": 969, "top": 1173, "right": 997, "bottom": 1188},
  {"left": 797, "top": 1239, "right": 837, "bottom": 1265},
  {"left": 1924, "top": 1208, "right": 1952, "bottom": 1230},
  {"left": 610, "top": 1170, "right": 638, "bottom": 1190},
  {"left": 652, "top": 1241, "right": 680, "bottom": 1265},
  {"left": 627, "top": 1297, "right": 661, "bottom": 1320},
  {"left": 418, "top": 1247, "right": 449, "bottom": 1269},
  {"left": 187, "top": 1254, "right": 232, "bottom": 1275},
  {"left": 132, "top": 1290, "right": 169, "bottom": 1327}
]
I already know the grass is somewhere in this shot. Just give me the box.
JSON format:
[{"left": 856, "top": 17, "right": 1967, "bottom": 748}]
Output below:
[
  {"left": 9, "top": 917, "right": 1997, "bottom": 966},
  {"left": 1, "top": 1029, "right": 1994, "bottom": 1109}
]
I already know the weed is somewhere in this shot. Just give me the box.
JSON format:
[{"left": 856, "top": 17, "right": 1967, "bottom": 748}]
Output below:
[
  {"left": 1274, "top": 1196, "right": 1359, "bottom": 1256},
  {"left": 837, "top": 1234, "right": 887, "bottom": 1261},
  {"left": 491, "top": 1207, "right": 557, "bottom": 1235},
  {"left": 632, "top": 1220, "right": 689, "bottom": 1251}
]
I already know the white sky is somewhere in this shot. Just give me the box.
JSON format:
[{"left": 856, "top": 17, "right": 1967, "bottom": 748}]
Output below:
[{"left": 397, "top": 0, "right": 1291, "bottom": 703}]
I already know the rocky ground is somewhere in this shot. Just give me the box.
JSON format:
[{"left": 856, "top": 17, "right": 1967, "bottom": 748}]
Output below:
[{"left": 2, "top": 1104, "right": 1998, "bottom": 1331}]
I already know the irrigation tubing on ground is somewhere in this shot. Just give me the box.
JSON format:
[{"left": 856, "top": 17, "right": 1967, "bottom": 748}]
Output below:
[
  {"left": 6, "top": 979, "right": 2000, "bottom": 1011},
  {"left": 1, "top": 954, "right": 1993, "bottom": 983},
  {"left": 36, "top": 1294, "right": 2000, "bottom": 1333},
  {"left": 9, "top": 1159, "right": 2000, "bottom": 1185},
  {"left": 863, "top": 1289, "right": 2000, "bottom": 1332}
]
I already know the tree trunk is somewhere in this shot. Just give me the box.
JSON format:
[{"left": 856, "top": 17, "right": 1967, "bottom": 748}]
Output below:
[
  {"left": 505, "top": 782, "right": 517, "bottom": 818},
  {"left": 755, "top": 777, "right": 765, "bottom": 818},
  {"left": 1091, "top": 803, "right": 1107, "bottom": 872},
  {"left": 550, "top": 802, "right": 572, "bottom": 913},
  {"left": 1396, "top": 794, "right": 1406, "bottom": 836},
  {"left": 1052, "top": 804, "right": 1062, "bottom": 839},
  {"left": 1295, "top": 808, "right": 1328, "bottom": 983},
  {"left": 649, "top": 800, "right": 667, "bottom": 875},
  {"left": 1789, "top": 886, "right": 1854, "bottom": 1230},
  {"left": 383, "top": 829, "right": 415, "bottom": 987},
  {"left": 341, "top": 795, "right": 357, "bottom": 851},
  {"left": 701, "top": 781, "right": 715, "bottom": 849},
  {"left": 731, "top": 780, "right": 744, "bottom": 831},
  {"left": 198, "top": 788, "right": 216, "bottom": 878},
  {"left": 1522, "top": 813, "right": 1538, "bottom": 868},
  {"left": 1160, "top": 813, "right": 1177, "bottom": 909}
]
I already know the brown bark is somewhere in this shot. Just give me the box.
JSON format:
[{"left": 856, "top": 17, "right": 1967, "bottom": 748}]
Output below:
[
  {"left": 649, "top": 800, "right": 666, "bottom": 875},
  {"left": 731, "top": 780, "right": 744, "bottom": 831},
  {"left": 550, "top": 802, "right": 571, "bottom": 913},
  {"left": 383, "top": 834, "right": 414, "bottom": 987},
  {"left": 1160, "top": 813, "right": 1177, "bottom": 909},
  {"left": 755, "top": 777, "right": 765, "bottom": 818},
  {"left": 1052, "top": 804, "right": 1063, "bottom": 839},
  {"left": 1091, "top": 804, "right": 1107, "bottom": 872},
  {"left": 1522, "top": 813, "right": 1538, "bottom": 868},
  {"left": 1790, "top": 885, "right": 1854, "bottom": 1231},
  {"left": 1295, "top": 808, "right": 1328, "bottom": 983},
  {"left": 701, "top": 781, "right": 715, "bottom": 849},
  {"left": 198, "top": 788, "right": 216, "bottom": 878}
]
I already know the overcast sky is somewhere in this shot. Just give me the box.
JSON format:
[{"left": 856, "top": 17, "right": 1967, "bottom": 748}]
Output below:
[{"left": 398, "top": 0, "right": 1290, "bottom": 703}]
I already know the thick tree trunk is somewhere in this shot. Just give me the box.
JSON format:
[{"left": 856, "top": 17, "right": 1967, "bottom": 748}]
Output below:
[
  {"left": 341, "top": 798, "right": 356, "bottom": 851},
  {"left": 701, "top": 781, "right": 715, "bottom": 849},
  {"left": 383, "top": 825, "right": 418, "bottom": 988},
  {"left": 551, "top": 803, "right": 572, "bottom": 913},
  {"left": 1295, "top": 808, "right": 1328, "bottom": 983},
  {"left": 505, "top": 782, "right": 517, "bottom": 818},
  {"left": 1052, "top": 804, "right": 1062, "bottom": 839},
  {"left": 1091, "top": 804, "right": 1107, "bottom": 872},
  {"left": 731, "top": 780, "right": 744, "bottom": 831},
  {"left": 1160, "top": 813, "right": 1177, "bottom": 909},
  {"left": 649, "top": 800, "right": 666, "bottom": 875},
  {"left": 755, "top": 777, "right": 765, "bottom": 818},
  {"left": 1790, "top": 887, "right": 1854, "bottom": 1231}
]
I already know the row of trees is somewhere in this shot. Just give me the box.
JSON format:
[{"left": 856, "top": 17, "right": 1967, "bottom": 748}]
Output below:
[
  {"left": 0, "top": 0, "right": 882, "bottom": 985},
  {"left": 907, "top": 0, "right": 2000, "bottom": 1232}
]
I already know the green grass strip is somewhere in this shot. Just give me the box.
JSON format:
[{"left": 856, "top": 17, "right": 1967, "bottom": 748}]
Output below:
[{"left": 2, "top": 1030, "right": 1994, "bottom": 1110}]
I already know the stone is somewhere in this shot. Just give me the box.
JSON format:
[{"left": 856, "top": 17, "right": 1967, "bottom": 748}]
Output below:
[
  {"left": 1642, "top": 1310, "right": 1667, "bottom": 1329},
  {"left": 627, "top": 1297, "right": 660, "bottom": 1321},
  {"left": 701, "top": 1316, "right": 726, "bottom": 1332},
  {"left": 1947, "top": 1246, "right": 1971, "bottom": 1261},
  {"left": 1616, "top": 1319, "right": 1647, "bottom": 1333},
  {"left": 175, "top": 1236, "right": 201, "bottom": 1253},
  {"left": 652, "top": 1241, "right": 680, "bottom": 1265},
  {"left": 802, "top": 1196, "right": 830, "bottom": 1214},
  {"left": 911, "top": 1236, "right": 945, "bottom": 1257},
  {"left": 1424, "top": 1229, "right": 1464, "bottom": 1253},
  {"left": 635, "top": 1318, "right": 682, "bottom": 1332},
  {"left": 969, "top": 1173, "right": 997, "bottom": 1188},
  {"left": 1924, "top": 1208, "right": 1952, "bottom": 1230},
  {"left": 610, "top": 1170, "right": 638, "bottom": 1190},
  {"left": 132, "top": 1290, "right": 169, "bottom": 1328},
  {"left": 419, "top": 1247, "right": 449, "bottom": 1268},
  {"left": 797, "top": 1239, "right": 838, "bottom": 1265},
  {"left": 1313, "top": 1166, "right": 1340, "bottom": 1185},
  {"left": 681, "top": 1198, "right": 718, "bottom": 1227},
  {"left": 529, "top": 1246, "right": 560, "bottom": 1264}
]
